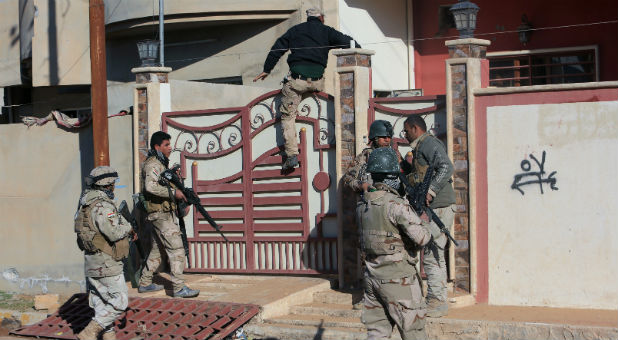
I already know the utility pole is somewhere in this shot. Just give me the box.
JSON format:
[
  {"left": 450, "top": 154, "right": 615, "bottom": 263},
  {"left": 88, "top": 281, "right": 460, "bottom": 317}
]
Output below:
[
  {"left": 89, "top": 0, "right": 109, "bottom": 166},
  {"left": 159, "top": 0, "right": 165, "bottom": 66}
]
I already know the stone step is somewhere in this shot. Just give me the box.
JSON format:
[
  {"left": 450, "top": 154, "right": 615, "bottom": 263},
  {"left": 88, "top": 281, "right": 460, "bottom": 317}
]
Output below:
[
  {"left": 312, "top": 290, "right": 363, "bottom": 305},
  {"left": 244, "top": 322, "right": 368, "bottom": 340},
  {"left": 266, "top": 314, "right": 363, "bottom": 329},
  {"left": 290, "top": 302, "right": 361, "bottom": 318},
  {"left": 193, "top": 282, "right": 252, "bottom": 289}
]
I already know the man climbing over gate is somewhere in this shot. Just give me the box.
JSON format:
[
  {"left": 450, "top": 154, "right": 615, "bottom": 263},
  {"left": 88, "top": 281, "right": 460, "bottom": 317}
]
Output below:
[{"left": 253, "top": 7, "right": 361, "bottom": 171}]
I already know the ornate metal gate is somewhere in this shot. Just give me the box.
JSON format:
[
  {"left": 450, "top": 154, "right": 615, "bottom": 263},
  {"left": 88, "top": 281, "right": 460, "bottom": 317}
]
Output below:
[
  {"left": 162, "top": 90, "right": 337, "bottom": 274},
  {"left": 368, "top": 95, "right": 447, "bottom": 153}
]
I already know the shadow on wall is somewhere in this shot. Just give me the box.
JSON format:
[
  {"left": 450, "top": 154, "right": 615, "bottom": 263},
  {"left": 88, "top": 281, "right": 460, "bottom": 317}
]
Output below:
[{"left": 106, "top": 20, "right": 285, "bottom": 83}]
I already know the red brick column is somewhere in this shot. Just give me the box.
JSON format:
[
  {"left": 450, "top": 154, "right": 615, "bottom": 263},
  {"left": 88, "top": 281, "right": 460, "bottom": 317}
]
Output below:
[{"left": 333, "top": 49, "right": 374, "bottom": 289}]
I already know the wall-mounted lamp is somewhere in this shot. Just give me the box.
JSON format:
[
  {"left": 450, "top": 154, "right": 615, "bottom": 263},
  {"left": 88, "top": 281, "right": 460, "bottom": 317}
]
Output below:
[
  {"left": 449, "top": 0, "right": 480, "bottom": 38},
  {"left": 136, "top": 39, "right": 160, "bottom": 67},
  {"left": 517, "top": 14, "right": 533, "bottom": 45}
]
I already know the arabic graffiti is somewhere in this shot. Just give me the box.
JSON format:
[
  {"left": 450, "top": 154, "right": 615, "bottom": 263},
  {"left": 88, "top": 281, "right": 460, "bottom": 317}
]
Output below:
[{"left": 511, "top": 150, "right": 558, "bottom": 195}]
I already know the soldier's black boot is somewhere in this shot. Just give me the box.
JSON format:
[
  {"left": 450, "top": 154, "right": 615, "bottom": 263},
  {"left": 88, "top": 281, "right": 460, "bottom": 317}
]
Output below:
[
  {"left": 282, "top": 155, "right": 299, "bottom": 171},
  {"left": 173, "top": 286, "right": 200, "bottom": 298}
]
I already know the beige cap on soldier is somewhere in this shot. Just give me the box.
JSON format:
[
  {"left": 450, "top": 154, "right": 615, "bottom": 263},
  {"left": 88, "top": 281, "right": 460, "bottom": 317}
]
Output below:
[
  {"left": 306, "top": 8, "right": 323, "bottom": 17},
  {"left": 88, "top": 166, "right": 118, "bottom": 186}
]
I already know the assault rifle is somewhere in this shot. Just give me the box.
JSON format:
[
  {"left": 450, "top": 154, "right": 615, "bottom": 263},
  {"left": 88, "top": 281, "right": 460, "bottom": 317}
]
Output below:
[
  {"left": 399, "top": 167, "right": 458, "bottom": 246},
  {"left": 160, "top": 165, "right": 229, "bottom": 245},
  {"left": 119, "top": 200, "right": 145, "bottom": 288}
]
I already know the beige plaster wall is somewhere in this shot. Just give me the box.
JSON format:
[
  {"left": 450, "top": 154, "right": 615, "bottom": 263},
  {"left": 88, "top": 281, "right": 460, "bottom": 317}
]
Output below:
[
  {"left": 32, "top": 0, "right": 91, "bottom": 86},
  {"left": 0, "top": 1, "right": 22, "bottom": 87},
  {"left": 1, "top": 0, "right": 344, "bottom": 95},
  {"left": 338, "top": 0, "right": 413, "bottom": 91},
  {"left": 486, "top": 100, "right": 618, "bottom": 309},
  {"left": 0, "top": 115, "right": 134, "bottom": 295},
  {"left": 104, "top": 0, "right": 300, "bottom": 25},
  {"left": 170, "top": 80, "right": 277, "bottom": 112}
]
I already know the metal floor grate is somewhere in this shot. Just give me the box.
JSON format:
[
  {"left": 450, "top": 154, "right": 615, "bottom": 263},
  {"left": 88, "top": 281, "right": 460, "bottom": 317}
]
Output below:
[{"left": 11, "top": 293, "right": 259, "bottom": 340}]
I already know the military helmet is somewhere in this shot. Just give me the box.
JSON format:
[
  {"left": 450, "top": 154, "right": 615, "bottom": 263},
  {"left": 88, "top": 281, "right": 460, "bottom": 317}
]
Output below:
[
  {"left": 366, "top": 147, "right": 400, "bottom": 174},
  {"left": 368, "top": 120, "right": 393, "bottom": 140},
  {"left": 87, "top": 166, "right": 118, "bottom": 186}
]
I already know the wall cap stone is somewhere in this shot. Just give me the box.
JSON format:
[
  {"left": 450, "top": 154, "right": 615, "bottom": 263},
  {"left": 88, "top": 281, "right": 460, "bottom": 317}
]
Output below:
[
  {"left": 131, "top": 66, "right": 173, "bottom": 74},
  {"left": 332, "top": 48, "right": 375, "bottom": 56},
  {"left": 474, "top": 81, "right": 618, "bottom": 96},
  {"left": 445, "top": 38, "right": 491, "bottom": 47}
]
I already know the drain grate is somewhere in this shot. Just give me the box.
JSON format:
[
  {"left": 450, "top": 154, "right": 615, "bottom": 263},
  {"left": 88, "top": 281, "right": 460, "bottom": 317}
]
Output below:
[{"left": 11, "top": 293, "right": 259, "bottom": 340}]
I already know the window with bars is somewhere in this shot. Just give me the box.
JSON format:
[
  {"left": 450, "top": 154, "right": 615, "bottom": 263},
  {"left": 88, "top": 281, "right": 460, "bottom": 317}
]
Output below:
[{"left": 488, "top": 49, "right": 596, "bottom": 87}]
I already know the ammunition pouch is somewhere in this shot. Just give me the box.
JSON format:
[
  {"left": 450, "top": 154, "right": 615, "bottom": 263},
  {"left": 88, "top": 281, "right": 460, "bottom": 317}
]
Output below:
[
  {"left": 141, "top": 192, "right": 176, "bottom": 214},
  {"left": 92, "top": 234, "right": 130, "bottom": 260},
  {"left": 409, "top": 163, "right": 429, "bottom": 185},
  {"left": 362, "top": 229, "right": 405, "bottom": 256}
]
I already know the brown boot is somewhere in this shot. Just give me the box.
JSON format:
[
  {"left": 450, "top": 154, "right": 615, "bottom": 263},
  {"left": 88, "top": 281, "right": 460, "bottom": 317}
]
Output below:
[
  {"left": 77, "top": 320, "right": 103, "bottom": 340},
  {"left": 102, "top": 329, "right": 117, "bottom": 340}
]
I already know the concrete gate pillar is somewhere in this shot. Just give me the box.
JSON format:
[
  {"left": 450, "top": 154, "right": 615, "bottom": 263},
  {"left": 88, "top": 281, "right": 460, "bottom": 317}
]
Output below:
[
  {"left": 333, "top": 48, "right": 374, "bottom": 289},
  {"left": 130, "top": 66, "right": 172, "bottom": 192},
  {"left": 444, "top": 38, "right": 490, "bottom": 299}
]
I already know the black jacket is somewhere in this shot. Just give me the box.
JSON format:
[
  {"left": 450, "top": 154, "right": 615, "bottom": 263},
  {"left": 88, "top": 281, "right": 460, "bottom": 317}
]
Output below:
[{"left": 262, "top": 17, "right": 360, "bottom": 73}]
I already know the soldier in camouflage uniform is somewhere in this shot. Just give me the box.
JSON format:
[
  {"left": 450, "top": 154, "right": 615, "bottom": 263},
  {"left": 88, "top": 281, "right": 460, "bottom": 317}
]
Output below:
[
  {"left": 343, "top": 120, "right": 395, "bottom": 193},
  {"left": 357, "top": 148, "right": 441, "bottom": 340},
  {"left": 74, "top": 166, "right": 133, "bottom": 340},
  {"left": 403, "top": 115, "right": 456, "bottom": 317},
  {"left": 137, "top": 131, "right": 199, "bottom": 298}
]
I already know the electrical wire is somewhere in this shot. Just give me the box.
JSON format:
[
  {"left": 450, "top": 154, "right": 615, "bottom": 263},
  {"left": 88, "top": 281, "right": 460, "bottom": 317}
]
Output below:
[
  {"left": 2, "top": 18, "right": 616, "bottom": 109},
  {"left": 164, "top": 19, "right": 617, "bottom": 64}
]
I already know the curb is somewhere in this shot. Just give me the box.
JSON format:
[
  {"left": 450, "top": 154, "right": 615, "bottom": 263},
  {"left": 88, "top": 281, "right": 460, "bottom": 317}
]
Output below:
[{"left": 259, "top": 279, "right": 332, "bottom": 320}]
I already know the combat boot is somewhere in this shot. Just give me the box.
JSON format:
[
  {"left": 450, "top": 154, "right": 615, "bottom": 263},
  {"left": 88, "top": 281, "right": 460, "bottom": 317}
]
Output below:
[
  {"left": 77, "top": 320, "right": 103, "bottom": 340},
  {"left": 282, "top": 155, "right": 299, "bottom": 171},
  {"left": 426, "top": 299, "right": 448, "bottom": 318},
  {"left": 102, "top": 329, "right": 117, "bottom": 340},
  {"left": 138, "top": 283, "right": 164, "bottom": 293},
  {"left": 173, "top": 286, "right": 200, "bottom": 298}
]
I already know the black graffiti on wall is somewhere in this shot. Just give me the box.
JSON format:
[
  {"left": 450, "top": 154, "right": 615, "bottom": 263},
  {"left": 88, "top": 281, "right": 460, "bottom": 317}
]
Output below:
[{"left": 511, "top": 150, "right": 558, "bottom": 195}]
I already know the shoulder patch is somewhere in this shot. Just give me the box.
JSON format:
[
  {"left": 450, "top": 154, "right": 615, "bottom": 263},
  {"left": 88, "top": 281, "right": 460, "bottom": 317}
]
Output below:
[{"left": 107, "top": 212, "right": 116, "bottom": 220}]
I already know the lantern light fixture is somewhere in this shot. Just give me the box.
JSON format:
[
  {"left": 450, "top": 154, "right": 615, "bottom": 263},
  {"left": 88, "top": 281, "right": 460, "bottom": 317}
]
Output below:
[{"left": 449, "top": 0, "right": 480, "bottom": 39}]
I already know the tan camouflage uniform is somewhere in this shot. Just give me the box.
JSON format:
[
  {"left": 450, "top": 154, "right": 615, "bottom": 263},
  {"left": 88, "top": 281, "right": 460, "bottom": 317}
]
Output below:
[
  {"left": 280, "top": 75, "right": 325, "bottom": 156},
  {"left": 342, "top": 147, "right": 374, "bottom": 193},
  {"left": 77, "top": 189, "right": 132, "bottom": 332},
  {"left": 138, "top": 156, "right": 186, "bottom": 292},
  {"left": 357, "top": 183, "right": 435, "bottom": 340}
]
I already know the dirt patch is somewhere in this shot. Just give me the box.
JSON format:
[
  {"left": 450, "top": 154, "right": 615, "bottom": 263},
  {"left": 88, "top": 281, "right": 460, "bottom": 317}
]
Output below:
[
  {"left": 447, "top": 304, "right": 618, "bottom": 328},
  {"left": 0, "top": 292, "right": 34, "bottom": 313}
]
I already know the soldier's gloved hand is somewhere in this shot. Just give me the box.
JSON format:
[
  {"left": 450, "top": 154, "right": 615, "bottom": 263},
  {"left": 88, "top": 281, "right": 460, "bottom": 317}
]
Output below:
[
  {"left": 420, "top": 212, "right": 430, "bottom": 223},
  {"left": 174, "top": 189, "right": 187, "bottom": 201},
  {"left": 130, "top": 229, "right": 138, "bottom": 241}
]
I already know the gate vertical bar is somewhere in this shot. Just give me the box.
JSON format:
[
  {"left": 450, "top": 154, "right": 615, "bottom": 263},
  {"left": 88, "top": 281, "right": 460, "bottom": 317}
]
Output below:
[{"left": 242, "top": 106, "right": 255, "bottom": 271}]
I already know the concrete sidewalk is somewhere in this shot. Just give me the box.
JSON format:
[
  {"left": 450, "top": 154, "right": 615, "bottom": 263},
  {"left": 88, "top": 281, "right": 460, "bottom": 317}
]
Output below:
[{"left": 3, "top": 273, "right": 617, "bottom": 340}]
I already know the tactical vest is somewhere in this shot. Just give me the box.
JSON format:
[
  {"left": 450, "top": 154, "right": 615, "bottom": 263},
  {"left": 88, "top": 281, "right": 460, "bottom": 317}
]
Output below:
[
  {"left": 410, "top": 133, "right": 430, "bottom": 185},
  {"left": 141, "top": 156, "right": 177, "bottom": 214},
  {"left": 74, "top": 197, "right": 129, "bottom": 261},
  {"left": 359, "top": 192, "right": 407, "bottom": 256}
]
